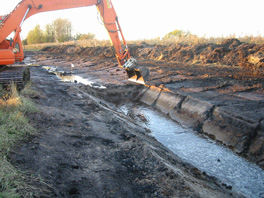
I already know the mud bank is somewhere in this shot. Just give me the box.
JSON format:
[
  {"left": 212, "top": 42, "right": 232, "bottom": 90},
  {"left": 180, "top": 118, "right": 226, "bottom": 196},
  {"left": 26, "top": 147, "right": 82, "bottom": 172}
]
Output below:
[
  {"left": 11, "top": 66, "right": 243, "bottom": 197},
  {"left": 33, "top": 39, "right": 264, "bottom": 168},
  {"left": 79, "top": 77, "right": 263, "bottom": 169},
  {"left": 137, "top": 85, "right": 264, "bottom": 169},
  {"left": 30, "top": 41, "right": 264, "bottom": 169}
]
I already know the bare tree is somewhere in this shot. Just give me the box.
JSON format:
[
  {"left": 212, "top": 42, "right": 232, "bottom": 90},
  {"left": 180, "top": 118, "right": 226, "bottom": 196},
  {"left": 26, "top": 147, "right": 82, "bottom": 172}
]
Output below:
[
  {"left": 44, "top": 23, "right": 55, "bottom": 43},
  {"left": 26, "top": 18, "right": 73, "bottom": 44},
  {"left": 53, "top": 18, "right": 72, "bottom": 42}
]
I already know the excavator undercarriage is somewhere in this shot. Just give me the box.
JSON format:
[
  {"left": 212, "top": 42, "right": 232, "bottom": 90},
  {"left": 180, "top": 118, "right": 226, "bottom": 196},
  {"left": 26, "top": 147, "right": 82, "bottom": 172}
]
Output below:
[{"left": 0, "top": 65, "right": 30, "bottom": 89}]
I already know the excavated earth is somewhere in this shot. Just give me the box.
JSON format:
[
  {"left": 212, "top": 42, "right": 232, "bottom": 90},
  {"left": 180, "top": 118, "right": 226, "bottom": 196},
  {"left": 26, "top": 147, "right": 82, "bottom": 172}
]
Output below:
[{"left": 11, "top": 38, "right": 263, "bottom": 197}]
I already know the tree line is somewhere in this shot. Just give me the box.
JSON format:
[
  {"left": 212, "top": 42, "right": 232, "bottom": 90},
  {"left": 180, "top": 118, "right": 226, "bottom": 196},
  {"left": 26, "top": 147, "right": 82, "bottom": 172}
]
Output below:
[
  {"left": 24, "top": 18, "right": 195, "bottom": 45},
  {"left": 24, "top": 18, "right": 95, "bottom": 45}
]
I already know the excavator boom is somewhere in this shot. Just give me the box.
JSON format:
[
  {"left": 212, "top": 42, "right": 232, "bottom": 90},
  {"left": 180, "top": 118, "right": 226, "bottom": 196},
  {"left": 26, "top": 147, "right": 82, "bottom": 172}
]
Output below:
[{"left": 0, "top": 0, "right": 149, "bottom": 85}]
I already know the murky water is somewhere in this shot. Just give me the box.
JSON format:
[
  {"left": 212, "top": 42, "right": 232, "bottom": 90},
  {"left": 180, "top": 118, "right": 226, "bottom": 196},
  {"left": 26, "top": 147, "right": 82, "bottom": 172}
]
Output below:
[
  {"left": 42, "top": 66, "right": 106, "bottom": 89},
  {"left": 122, "top": 105, "right": 264, "bottom": 198}
]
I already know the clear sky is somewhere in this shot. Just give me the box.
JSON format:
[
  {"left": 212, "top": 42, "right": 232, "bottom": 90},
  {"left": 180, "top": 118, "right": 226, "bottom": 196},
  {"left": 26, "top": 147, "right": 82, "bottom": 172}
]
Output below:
[{"left": 1, "top": 0, "right": 264, "bottom": 41}]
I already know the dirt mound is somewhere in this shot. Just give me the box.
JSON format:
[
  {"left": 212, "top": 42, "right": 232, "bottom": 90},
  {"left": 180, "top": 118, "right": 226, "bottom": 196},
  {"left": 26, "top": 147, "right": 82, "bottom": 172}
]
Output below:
[
  {"left": 42, "top": 45, "right": 115, "bottom": 58},
  {"left": 42, "top": 38, "right": 264, "bottom": 74},
  {"left": 134, "top": 39, "right": 263, "bottom": 72}
]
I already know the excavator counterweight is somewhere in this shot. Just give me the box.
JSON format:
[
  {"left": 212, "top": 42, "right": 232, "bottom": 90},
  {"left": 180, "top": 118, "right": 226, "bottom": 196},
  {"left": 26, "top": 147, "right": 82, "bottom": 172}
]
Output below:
[
  {"left": 0, "top": 49, "right": 15, "bottom": 65},
  {"left": 0, "top": 0, "right": 149, "bottom": 86}
]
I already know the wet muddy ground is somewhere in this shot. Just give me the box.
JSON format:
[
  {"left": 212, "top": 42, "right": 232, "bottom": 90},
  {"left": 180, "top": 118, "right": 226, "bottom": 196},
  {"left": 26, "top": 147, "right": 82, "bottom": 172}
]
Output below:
[
  {"left": 27, "top": 42, "right": 264, "bottom": 168},
  {"left": 11, "top": 66, "right": 242, "bottom": 197},
  {"left": 10, "top": 40, "right": 264, "bottom": 197}
]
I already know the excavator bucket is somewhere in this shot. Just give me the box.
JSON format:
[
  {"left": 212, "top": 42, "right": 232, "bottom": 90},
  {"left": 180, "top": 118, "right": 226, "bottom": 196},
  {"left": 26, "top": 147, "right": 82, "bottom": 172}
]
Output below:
[
  {"left": 126, "top": 66, "right": 150, "bottom": 84},
  {"left": 123, "top": 58, "right": 150, "bottom": 84}
]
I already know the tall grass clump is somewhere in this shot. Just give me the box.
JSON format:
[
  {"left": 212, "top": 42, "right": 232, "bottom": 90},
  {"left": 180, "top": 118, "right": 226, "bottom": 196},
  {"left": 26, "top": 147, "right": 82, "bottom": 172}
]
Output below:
[{"left": 0, "top": 83, "right": 37, "bottom": 198}]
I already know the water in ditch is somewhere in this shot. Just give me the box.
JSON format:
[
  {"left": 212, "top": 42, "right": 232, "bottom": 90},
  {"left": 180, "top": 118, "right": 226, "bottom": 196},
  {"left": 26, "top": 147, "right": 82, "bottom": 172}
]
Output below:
[
  {"left": 121, "top": 105, "right": 264, "bottom": 198},
  {"left": 42, "top": 66, "right": 106, "bottom": 89}
]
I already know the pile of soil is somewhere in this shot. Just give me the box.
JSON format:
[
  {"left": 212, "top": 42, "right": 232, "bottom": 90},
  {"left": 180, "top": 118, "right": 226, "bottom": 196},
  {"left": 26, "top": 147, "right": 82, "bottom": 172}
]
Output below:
[{"left": 42, "top": 38, "right": 264, "bottom": 74}]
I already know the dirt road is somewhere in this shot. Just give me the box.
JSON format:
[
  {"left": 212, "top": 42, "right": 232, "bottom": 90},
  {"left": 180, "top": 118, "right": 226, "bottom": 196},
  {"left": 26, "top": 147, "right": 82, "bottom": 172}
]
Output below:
[{"left": 10, "top": 63, "right": 243, "bottom": 197}]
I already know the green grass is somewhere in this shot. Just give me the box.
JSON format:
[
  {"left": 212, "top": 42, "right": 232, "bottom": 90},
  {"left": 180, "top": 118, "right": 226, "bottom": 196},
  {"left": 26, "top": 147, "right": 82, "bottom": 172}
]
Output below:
[{"left": 0, "top": 84, "right": 37, "bottom": 198}]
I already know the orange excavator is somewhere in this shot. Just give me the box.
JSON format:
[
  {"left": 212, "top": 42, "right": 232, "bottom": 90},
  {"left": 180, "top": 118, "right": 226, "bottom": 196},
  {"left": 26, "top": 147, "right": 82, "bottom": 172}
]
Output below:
[{"left": 0, "top": 0, "right": 149, "bottom": 87}]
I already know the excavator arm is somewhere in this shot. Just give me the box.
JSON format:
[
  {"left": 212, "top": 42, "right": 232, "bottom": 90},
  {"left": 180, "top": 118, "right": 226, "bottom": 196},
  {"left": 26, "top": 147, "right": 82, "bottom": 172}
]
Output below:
[{"left": 0, "top": 0, "right": 149, "bottom": 84}]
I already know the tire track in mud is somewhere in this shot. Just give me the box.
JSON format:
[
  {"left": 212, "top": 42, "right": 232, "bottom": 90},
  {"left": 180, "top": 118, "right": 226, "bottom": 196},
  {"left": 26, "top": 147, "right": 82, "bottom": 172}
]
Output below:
[{"left": 11, "top": 66, "right": 243, "bottom": 198}]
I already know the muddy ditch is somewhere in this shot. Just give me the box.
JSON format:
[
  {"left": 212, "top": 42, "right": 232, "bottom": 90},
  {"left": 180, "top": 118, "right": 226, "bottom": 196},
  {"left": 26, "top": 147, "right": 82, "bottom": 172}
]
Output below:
[
  {"left": 29, "top": 40, "right": 264, "bottom": 169},
  {"left": 79, "top": 80, "right": 264, "bottom": 198},
  {"left": 18, "top": 43, "right": 264, "bottom": 196},
  {"left": 138, "top": 85, "right": 264, "bottom": 168},
  {"left": 38, "top": 65, "right": 264, "bottom": 198},
  {"left": 121, "top": 105, "right": 264, "bottom": 198},
  {"left": 10, "top": 65, "right": 246, "bottom": 198}
]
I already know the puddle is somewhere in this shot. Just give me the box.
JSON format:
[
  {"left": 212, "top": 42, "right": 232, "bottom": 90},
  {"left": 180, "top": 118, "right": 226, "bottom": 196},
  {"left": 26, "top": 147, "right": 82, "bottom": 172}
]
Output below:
[
  {"left": 43, "top": 66, "right": 106, "bottom": 89},
  {"left": 121, "top": 105, "right": 264, "bottom": 198}
]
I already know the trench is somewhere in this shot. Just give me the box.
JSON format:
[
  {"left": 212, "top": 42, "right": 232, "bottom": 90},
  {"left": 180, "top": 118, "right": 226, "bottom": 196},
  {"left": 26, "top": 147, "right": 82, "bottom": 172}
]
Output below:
[
  {"left": 121, "top": 104, "right": 264, "bottom": 198},
  {"left": 42, "top": 65, "right": 264, "bottom": 198},
  {"left": 42, "top": 66, "right": 106, "bottom": 89}
]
